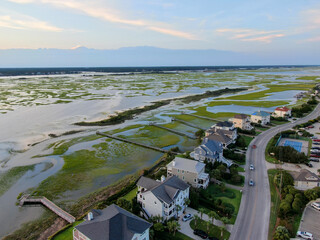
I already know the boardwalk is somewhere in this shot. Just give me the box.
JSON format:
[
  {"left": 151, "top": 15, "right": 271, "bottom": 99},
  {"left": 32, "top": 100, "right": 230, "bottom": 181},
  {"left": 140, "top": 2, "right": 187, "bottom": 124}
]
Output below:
[
  {"left": 20, "top": 195, "right": 75, "bottom": 223},
  {"left": 149, "top": 123, "right": 197, "bottom": 139},
  {"left": 182, "top": 113, "right": 219, "bottom": 122},
  {"left": 172, "top": 118, "right": 206, "bottom": 130},
  {"left": 97, "top": 131, "right": 178, "bottom": 154}
]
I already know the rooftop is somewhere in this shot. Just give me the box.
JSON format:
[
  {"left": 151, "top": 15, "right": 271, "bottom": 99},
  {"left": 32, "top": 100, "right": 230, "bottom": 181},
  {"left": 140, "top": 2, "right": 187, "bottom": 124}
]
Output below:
[
  {"left": 75, "top": 204, "right": 152, "bottom": 240},
  {"left": 215, "top": 121, "right": 233, "bottom": 128},
  {"left": 167, "top": 157, "right": 205, "bottom": 173},
  {"left": 290, "top": 169, "right": 320, "bottom": 182},
  {"left": 275, "top": 106, "right": 291, "bottom": 112},
  {"left": 252, "top": 110, "right": 271, "bottom": 117},
  {"left": 206, "top": 132, "right": 232, "bottom": 144},
  {"left": 234, "top": 114, "right": 248, "bottom": 119}
]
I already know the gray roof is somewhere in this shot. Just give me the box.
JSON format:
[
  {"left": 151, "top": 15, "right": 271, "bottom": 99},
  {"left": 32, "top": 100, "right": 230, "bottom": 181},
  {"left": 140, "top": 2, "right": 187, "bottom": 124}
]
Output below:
[
  {"left": 202, "top": 138, "right": 223, "bottom": 153},
  {"left": 216, "top": 121, "right": 233, "bottom": 128},
  {"left": 167, "top": 157, "right": 205, "bottom": 173},
  {"left": 206, "top": 132, "right": 232, "bottom": 144},
  {"left": 137, "top": 176, "right": 161, "bottom": 190},
  {"left": 234, "top": 114, "right": 248, "bottom": 119},
  {"left": 291, "top": 169, "right": 320, "bottom": 182},
  {"left": 139, "top": 175, "right": 189, "bottom": 204},
  {"left": 75, "top": 204, "right": 152, "bottom": 240}
]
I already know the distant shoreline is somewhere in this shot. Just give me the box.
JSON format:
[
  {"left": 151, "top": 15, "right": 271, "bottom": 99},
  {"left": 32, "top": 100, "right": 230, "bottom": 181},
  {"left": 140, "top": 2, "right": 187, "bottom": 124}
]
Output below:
[{"left": 0, "top": 65, "right": 317, "bottom": 76}]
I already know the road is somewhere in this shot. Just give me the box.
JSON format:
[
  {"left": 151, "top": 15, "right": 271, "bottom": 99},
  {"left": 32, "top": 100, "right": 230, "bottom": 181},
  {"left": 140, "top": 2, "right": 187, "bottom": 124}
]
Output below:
[{"left": 230, "top": 103, "right": 320, "bottom": 240}]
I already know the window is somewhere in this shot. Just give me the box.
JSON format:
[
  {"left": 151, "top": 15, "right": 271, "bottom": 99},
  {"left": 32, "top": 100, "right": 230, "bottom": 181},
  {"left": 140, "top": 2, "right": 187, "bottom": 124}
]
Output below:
[
  {"left": 194, "top": 179, "right": 197, "bottom": 182},
  {"left": 182, "top": 176, "right": 184, "bottom": 180},
  {"left": 178, "top": 169, "right": 180, "bottom": 173},
  {"left": 182, "top": 170, "right": 184, "bottom": 173},
  {"left": 154, "top": 201, "right": 157, "bottom": 204},
  {"left": 143, "top": 197, "right": 145, "bottom": 200}
]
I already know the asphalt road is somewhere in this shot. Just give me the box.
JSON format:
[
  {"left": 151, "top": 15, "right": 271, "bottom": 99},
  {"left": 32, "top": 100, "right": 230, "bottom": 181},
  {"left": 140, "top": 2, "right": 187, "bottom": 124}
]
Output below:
[{"left": 230, "top": 103, "right": 320, "bottom": 240}]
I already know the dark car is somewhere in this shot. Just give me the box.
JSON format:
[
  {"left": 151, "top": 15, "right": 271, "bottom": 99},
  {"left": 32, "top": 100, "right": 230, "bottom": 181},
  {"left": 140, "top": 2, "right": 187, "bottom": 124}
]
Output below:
[
  {"left": 305, "top": 162, "right": 313, "bottom": 167},
  {"left": 194, "top": 229, "right": 208, "bottom": 239},
  {"left": 310, "top": 158, "right": 320, "bottom": 162},
  {"left": 313, "top": 142, "right": 320, "bottom": 145}
]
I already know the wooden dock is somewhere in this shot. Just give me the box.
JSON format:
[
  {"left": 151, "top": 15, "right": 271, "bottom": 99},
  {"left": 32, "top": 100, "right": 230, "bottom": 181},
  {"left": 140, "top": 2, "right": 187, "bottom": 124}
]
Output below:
[
  {"left": 149, "top": 123, "right": 197, "bottom": 139},
  {"left": 20, "top": 195, "right": 75, "bottom": 223},
  {"left": 97, "top": 131, "right": 178, "bottom": 154},
  {"left": 172, "top": 118, "right": 206, "bottom": 130}
]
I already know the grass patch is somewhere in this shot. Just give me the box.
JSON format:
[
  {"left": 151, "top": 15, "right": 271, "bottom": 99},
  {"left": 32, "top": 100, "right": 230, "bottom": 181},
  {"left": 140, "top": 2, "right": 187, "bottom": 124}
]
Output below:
[
  {"left": 207, "top": 100, "right": 289, "bottom": 108},
  {"left": 122, "top": 187, "right": 137, "bottom": 201},
  {"left": 268, "top": 169, "right": 281, "bottom": 240},
  {"left": 265, "top": 138, "right": 278, "bottom": 164},
  {"left": 237, "top": 166, "right": 245, "bottom": 172},
  {"left": 222, "top": 175, "right": 245, "bottom": 187},
  {"left": 241, "top": 135, "right": 254, "bottom": 147},
  {"left": 51, "top": 220, "right": 84, "bottom": 240},
  {"left": 190, "top": 219, "right": 230, "bottom": 239},
  {"left": 0, "top": 165, "right": 35, "bottom": 196}
]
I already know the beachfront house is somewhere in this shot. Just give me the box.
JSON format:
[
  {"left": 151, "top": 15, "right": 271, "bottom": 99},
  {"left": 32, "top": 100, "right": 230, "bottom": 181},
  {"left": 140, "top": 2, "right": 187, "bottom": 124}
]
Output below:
[
  {"left": 167, "top": 157, "right": 210, "bottom": 189},
  {"left": 251, "top": 110, "right": 271, "bottom": 125},
  {"left": 136, "top": 175, "right": 190, "bottom": 221},
  {"left": 273, "top": 106, "right": 292, "bottom": 118},
  {"left": 229, "top": 114, "right": 253, "bottom": 130},
  {"left": 205, "top": 121, "right": 237, "bottom": 142},
  {"left": 193, "top": 138, "right": 223, "bottom": 163},
  {"left": 73, "top": 204, "right": 152, "bottom": 240},
  {"left": 290, "top": 169, "right": 320, "bottom": 190}
]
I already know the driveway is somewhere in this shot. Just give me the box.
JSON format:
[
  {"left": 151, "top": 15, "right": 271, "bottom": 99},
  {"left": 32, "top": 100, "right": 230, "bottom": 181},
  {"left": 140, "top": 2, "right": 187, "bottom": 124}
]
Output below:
[
  {"left": 298, "top": 200, "right": 320, "bottom": 240},
  {"left": 178, "top": 207, "right": 233, "bottom": 239}
]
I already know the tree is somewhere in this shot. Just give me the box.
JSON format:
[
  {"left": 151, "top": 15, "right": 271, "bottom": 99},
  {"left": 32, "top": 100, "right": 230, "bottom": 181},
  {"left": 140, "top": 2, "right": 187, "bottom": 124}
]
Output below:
[
  {"left": 167, "top": 220, "right": 181, "bottom": 236},
  {"left": 206, "top": 220, "right": 211, "bottom": 234},
  {"left": 175, "top": 204, "right": 182, "bottom": 217},
  {"left": 183, "top": 198, "right": 191, "bottom": 213},
  {"left": 273, "top": 226, "right": 290, "bottom": 240},
  {"left": 208, "top": 211, "right": 219, "bottom": 227},
  {"left": 318, "top": 169, "right": 320, "bottom": 175},
  {"left": 153, "top": 222, "right": 164, "bottom": 232},
  {"left": 193, "top": 214, "right": 200, "bottom": 228},
  {"left": 220, "top": 217, "right": 230, "bottom": 238},
  {"left": 198, "top": 208, "right": 206, "bottom": 220},
  {"left": 116, "top": 198, "right": 132, "bottom": 211}
]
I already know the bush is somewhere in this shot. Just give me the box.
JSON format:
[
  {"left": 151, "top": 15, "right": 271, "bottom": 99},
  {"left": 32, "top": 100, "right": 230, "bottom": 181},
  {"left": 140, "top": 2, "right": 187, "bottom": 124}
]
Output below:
[
  {"left": 274, "top": 171, "right": 294, "bottom": 192},
  {"left": 269, "top": 146, "right": 308, "bottom": 163},
  {"left": 223, "top": 149, "right": 245, "bottom": 163}
]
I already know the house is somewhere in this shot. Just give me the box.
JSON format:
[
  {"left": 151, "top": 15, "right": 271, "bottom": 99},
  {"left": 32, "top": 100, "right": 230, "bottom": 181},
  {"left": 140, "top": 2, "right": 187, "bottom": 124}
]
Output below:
[
  {"left": 167, "top": 157, "right": 210, "bottom": 189},
  {"left": 251, "top": 110, "right": 271, "bottom": 125},
  {"left": 137, "top": 175, "right": 190, "bottom": 221},
  {"left": 230, "top": 114, "right": 253, "bottom": 130},
  {"left": 290, "top": 169, "right": 320, "bottom": 190},
  {"left": 73, "top": 204, "right": 152, "bottom": 240},
  {"left": 205, "top": 132, "right": 233, "bottom": 148},
  {"left": 205, "top": 121, "right": 237, "bottom": 142},
  {"left": 193, "top": 138, "right": 223, "bottom": 163},
  {"left": 273, "top": 106, "right": 291, "bottom": 118}
]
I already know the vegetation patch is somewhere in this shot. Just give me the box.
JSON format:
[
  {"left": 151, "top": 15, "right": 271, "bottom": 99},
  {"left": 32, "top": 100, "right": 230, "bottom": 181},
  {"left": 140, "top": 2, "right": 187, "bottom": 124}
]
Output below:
[{"left": 190, "top": 219, "right": 230, "bottom": 239}]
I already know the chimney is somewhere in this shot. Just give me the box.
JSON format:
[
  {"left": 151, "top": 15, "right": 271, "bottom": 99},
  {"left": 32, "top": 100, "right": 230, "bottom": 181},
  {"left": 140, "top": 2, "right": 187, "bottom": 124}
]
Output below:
[
  {"left": 161, "top": 175, "right": 166, "bottom": 182},
  {"left": 88, "top": 212, "right": 93, "bottom": 221},
  {"left": 172, "top": 160, "right": 176, "bottom": 167}
]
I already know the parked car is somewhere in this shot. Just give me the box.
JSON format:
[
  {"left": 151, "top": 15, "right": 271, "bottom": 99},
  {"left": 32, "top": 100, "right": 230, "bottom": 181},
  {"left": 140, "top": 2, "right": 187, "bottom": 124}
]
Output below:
[
  {"left": 296, "top": 231, "right": 313, "bottom": 240},
  {"left": 194, "top": 229, "right": 208, "bottom": 239},
  {"left": 249, "top": 179, "right": 254, "bottom": 186},
  {"left": 310, "top": 154, "right": 320, "bottom": 158},
  {"left": 309, "top": 158, "right": 320, "bottom": 162},
  {"left": 182, "top": 213, "right": 193, "bottom": 222},
  {"left": 250, "top": 164, "right": 254, "bottom": 170},
  {"left": 311, "top": 136, "right": 318, "bottom": 139},
  {"left": 311, "top": 202, "right": 320, "bottom": 210},
  {"left": 305, "top": 162, "right": 313, "bottom": 167},
  {"left": 311, "top": 147, "right": 320, "bottom": 150},
  {"left": 313, "top": 142, "right": 320, "bottom": 145}
]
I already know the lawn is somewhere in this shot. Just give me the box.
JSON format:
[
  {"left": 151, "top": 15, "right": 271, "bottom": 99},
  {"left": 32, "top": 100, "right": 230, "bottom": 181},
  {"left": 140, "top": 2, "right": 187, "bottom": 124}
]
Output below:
[
  {"left": 123, "top": 187, "right": 137, "bottom": 201},
  {"left": 267, "top": 169, "right": 281, "bottom": 240},
  {"left": 241, "top": 135, "right": 254, "bottom": 147},
  {"left": 237, "top": 166, "right": 245, "bottom": 172},
  {"left": 222, "top": 175, "right": 245, "bottom": 187},
  {"left": 51, "top": 220, "right": 84, "bottom": 240},
  {"left": 265, "top": 138, "right": 278, "bottom": 164},
  {"left": 200, "top": 184, "right": 242, "bottom": 224},
  {"left": 190, "top": 219, "right": 230, "bottom": 239}
]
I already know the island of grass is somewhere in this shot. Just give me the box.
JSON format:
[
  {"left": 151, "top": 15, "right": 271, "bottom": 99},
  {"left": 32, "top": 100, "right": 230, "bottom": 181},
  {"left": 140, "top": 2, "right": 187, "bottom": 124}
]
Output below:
[{"left": 75, "top": 87, "right": 247, "bottom": 126}]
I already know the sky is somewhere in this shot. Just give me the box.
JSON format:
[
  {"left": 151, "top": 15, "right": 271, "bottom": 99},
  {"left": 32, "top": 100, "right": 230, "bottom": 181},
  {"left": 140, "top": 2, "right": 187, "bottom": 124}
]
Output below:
[{"left": 0, "top": 0, "right": 320, "bottom": 55}]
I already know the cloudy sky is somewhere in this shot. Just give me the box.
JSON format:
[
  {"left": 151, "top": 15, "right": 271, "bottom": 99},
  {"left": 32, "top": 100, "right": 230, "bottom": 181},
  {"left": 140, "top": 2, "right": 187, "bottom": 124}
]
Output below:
[{"left": 0, "top": 0, "right": 320, "bottom": 55}]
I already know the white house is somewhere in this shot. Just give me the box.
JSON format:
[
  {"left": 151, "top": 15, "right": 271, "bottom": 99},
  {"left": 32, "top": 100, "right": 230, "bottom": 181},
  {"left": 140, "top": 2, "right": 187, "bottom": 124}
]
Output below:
[
  {"left": 167, "top": 157, "right": 210, "bottom": 189},
  {"left": 290, "top": 169, "right": 320, "bottom": 190},
  {"left": 73, "top": 204, "right": 152, "bottom": 240},
  {"left": 273, "top": 106, "right": 291, "bottom": 118},
  {"left": 137, "top": 175, "right": 190, "bottom": 221},
  {"left": 251, "top": 110, "right": 271, "bottom": 125},
  {"left": 229, "top": 114, "right": 253, "bottom": 130}
]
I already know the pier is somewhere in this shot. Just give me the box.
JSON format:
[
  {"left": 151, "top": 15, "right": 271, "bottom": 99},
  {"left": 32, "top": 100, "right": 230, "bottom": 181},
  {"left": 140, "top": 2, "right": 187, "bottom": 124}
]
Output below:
[
  {"left": 149, "top": 123, "right": 197, "bottom": 139},
  {"left": 20, "top": 195, "right": 75, "bottom": 223},
  {"left": 172, "top": 118, "right": 206, "bottom": 130},
  {"left": 97, "top": 131, "right": 179, "bottom": 154}
]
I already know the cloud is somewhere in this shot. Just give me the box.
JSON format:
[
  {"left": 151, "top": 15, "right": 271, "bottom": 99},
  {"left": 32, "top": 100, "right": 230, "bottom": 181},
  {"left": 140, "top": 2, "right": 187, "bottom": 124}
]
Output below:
[
  {"left": 216, "top": 28, "right": 285, "bottom": 43},
  {"left": 305, "top": 36, "right": 320, "bottom": 42},
  {"left": 0, "top": 14, "right": 62, "bottom": 32},
  {"left": 8, "top": 0, "right": 197, "bottom": 40},
  {"left": 302, "top": 9, "right": 320, "bottom": 29}
]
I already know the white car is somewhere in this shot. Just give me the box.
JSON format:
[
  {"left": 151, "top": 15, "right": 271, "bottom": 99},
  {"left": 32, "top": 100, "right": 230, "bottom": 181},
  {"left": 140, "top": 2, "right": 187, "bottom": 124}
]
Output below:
[
  {"left": 311, "top": 202, "right": 320, "bottom": 211},
  {"left": 250, "top": 164, "right": 254, "bottom": 170},
  {"left": 297, "top": 231, "right": 313, "bottom": 240},
  {"left": 182, "top": 213, "right": 193, "bottom": 222}
]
